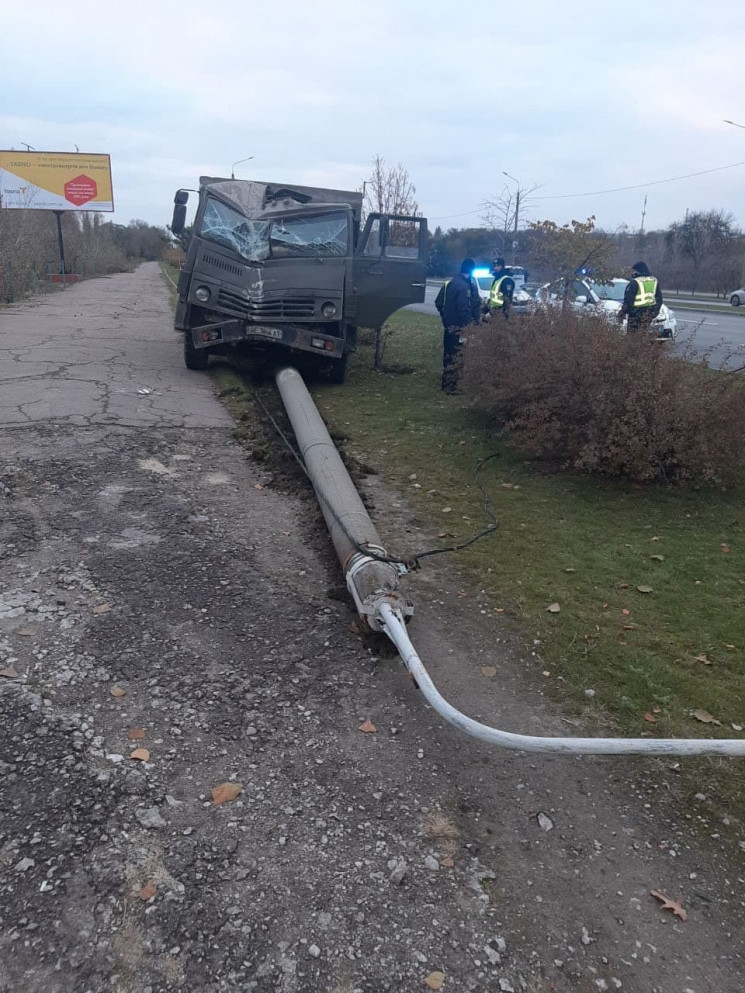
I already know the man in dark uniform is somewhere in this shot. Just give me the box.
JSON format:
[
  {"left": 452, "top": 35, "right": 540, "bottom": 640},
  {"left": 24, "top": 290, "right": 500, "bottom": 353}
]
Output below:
[
  {"left": 435, "top": 258, "right": 481, "bottom": 393},
  {"left": 488, "top": 258, "right": 516, "bottom": 320},
  {"left": 620, "top": 260, "right": 663, "bottom": 333}
]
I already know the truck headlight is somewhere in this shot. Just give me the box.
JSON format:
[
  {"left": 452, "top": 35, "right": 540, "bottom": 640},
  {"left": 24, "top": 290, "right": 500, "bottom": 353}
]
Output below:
[
  {"left": 194, "top": 285, "right": 211, "bottom": 303},
  {"left": 321, "top": 301, "right": 337, "bottom": 319}
]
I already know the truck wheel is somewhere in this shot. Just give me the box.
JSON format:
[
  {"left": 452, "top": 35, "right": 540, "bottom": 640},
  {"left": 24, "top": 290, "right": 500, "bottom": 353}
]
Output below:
[
  {"left": 184, "top": 333, "right": 209, "bottom": 370},
  {"left": 328, "top": 352, "right": 348, "bottom": 384}
]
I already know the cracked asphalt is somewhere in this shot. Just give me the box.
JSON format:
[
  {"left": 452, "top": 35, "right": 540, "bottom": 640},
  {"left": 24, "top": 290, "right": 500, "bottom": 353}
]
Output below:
[{"left": 1, "top": 264, "right": 744, "bottom": 993}]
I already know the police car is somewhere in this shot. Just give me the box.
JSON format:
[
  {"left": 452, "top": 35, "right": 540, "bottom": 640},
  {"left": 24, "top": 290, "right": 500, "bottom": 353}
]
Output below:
[
  {"left": 534, "top": 277, "right": 677, "bottom": 338},
  {"left": 471, "top": 267, "right": 533, "bottom": 312}
]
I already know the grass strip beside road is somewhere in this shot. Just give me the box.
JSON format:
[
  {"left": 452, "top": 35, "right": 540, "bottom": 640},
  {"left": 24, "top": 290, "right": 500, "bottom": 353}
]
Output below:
[{"left": 310, "top": 312, "right": 745, "bottom": 761}]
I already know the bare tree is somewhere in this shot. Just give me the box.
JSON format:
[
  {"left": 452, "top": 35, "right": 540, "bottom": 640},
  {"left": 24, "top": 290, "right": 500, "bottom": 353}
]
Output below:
[
  {"left": 481, "top": 179, "right": 541, "bottom": 260},
  {"left": 361, "top": 154, "right": 420, "bottom": 370},
  {"left": 363, "top": 154, "right": 420, "bottom": 220}
]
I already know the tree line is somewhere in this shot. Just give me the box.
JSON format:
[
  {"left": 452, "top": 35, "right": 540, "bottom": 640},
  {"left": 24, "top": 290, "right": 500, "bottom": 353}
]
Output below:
[
  {"left": 0, "top": 210, "right": 171, "bottom": 303},
  {"left": 428, "top": 209, "right": 745, "bottom": 294}
]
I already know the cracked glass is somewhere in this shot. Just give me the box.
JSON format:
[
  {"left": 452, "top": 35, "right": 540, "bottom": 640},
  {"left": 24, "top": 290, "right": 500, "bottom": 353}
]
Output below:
[{"left": 201, "top": 198, "right": 270, "bottom": 262}]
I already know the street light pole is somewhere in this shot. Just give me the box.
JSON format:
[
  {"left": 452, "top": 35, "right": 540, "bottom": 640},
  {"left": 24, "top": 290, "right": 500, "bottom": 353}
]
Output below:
[
  {"left": 231, "top": 156, "right": 255, "bottom": 180},
  {"left": 723, "top": 119, "right": 745, "bottom": 131},
  {"left": 503, "top": 171, "right": 521, "bottom": 262}
]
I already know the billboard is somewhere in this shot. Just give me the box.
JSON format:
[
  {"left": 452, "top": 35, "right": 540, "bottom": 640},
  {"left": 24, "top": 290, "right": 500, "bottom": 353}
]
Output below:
[{"left": 0, "top": 151, "right": 114, "bottom": 211}]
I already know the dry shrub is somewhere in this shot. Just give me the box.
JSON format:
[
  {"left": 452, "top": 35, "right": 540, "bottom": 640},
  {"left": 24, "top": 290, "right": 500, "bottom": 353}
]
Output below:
[{"left": 463, "top": 308, "right": 745, "bottom": 486}]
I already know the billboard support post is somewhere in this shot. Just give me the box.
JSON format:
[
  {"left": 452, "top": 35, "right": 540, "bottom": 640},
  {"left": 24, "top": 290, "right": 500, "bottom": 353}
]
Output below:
[{"left": 53, "top": 211, "right": 67, "bottom": 289}]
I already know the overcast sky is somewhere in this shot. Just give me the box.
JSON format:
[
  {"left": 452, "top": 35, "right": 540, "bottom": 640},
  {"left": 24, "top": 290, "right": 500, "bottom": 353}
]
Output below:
[{"left": 2, "top": 0, "right": 743, "bottom": 234}]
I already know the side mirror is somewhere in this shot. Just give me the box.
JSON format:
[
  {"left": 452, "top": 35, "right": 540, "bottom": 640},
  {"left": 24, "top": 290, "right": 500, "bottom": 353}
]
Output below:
[
  {"left": 174, "top": 190, "right": 190, "bottom": 206},
  {"left": 171, "top": 203, "right": 187, "bottom": 235},
  {"left": 575, "top": 294, "right": 588, "bottom": 305}
]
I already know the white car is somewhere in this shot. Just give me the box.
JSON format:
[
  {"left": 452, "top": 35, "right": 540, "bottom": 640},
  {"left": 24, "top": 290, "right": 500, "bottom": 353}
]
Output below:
[
  {"left": 472, "top": 267, "right": 532, "bottom": 312},
  {"left": 535, "top": 277, "right": 677, "bottom": 339},
  {"left": 729, "top": 287, "right": 745, "bottom": 307}
]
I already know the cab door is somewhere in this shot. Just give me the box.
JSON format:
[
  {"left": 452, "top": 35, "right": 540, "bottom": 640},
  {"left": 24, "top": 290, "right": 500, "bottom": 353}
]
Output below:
[{"left": 351, "top": 213, "right": 427, "bottom": 328}]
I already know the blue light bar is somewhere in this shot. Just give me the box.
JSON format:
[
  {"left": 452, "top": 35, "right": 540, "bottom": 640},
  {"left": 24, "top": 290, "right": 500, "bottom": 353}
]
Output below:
[{"left": 472, "top": 268, "right": 492, "bottom": 278}]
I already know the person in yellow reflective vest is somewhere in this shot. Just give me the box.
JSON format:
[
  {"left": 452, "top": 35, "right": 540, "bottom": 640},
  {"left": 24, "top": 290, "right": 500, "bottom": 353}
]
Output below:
[
  {"left": 619, "top": 260, "right": 663, "bottom": 333},
  {"left": 487, "top": 258, "right": 516, "bottom": 320}
]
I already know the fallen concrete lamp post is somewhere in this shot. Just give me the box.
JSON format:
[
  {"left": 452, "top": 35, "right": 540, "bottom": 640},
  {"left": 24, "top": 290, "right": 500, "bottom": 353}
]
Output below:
[{"left": 275, "top": 366, "right": 745, "bottom": 757}]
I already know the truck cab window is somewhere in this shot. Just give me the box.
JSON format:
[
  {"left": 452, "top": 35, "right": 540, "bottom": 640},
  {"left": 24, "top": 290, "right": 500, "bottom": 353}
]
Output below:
[
  {"left": 362, "top": 218, "right": 382, "bottom": 256},
  {"left": 200, "top": 198, "right": 270, "bottom": 261},
  {"left": 385, "top": 218, "right": 421, "bottom": 259},
  {"left": 270, "top": 212, "right": 349, "bottom": 258}
]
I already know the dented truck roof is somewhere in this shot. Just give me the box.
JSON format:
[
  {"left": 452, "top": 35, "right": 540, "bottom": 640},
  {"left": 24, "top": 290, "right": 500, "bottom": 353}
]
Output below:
[{"left": 199, "top": 177, "right": 363, "bottom": 221}]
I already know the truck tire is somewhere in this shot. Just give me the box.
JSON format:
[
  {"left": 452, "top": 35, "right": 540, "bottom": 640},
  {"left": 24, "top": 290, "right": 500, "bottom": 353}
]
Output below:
[
  {"left": 328, "top": 352, "right": 348, "bottom": 384},
  {"left": 184, "top": 333, "right": 209, "bottom": 370}
]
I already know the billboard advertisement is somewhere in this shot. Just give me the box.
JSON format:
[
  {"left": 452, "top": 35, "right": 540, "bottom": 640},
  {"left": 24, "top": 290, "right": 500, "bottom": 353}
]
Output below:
[{"left": 0, "top": 151, "right": 114, "bottom": 211}]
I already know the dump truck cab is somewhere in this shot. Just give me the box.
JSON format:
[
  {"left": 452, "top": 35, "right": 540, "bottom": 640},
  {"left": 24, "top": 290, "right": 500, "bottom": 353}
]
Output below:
[{"left": 171, "top": 177, "right": 427, "bottom": 382}]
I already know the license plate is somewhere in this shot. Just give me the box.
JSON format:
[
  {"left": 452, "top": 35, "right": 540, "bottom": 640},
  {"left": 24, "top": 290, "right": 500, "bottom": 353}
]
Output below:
[{"left": 249, "top": 326, "right": 284, "bottom": 341}]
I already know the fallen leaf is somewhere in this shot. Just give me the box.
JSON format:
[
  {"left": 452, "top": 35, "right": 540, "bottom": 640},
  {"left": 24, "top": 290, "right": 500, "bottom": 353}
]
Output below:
[
  {"left": 93, "top": 603, "right": 111, "bottom": 614},
  {"left": 480, "top": 666, "right": 497, "bottom": 678},
  {"left": 732, "top": 723, "right": 743, "bottom": 732},
  {"left": 127, "top": 728, "right": 146, "bottom": 740},
  {"left": 349, "top": 620, "right": 360, "bottom": 635},
  {"left": 619, "top": 582, "right": 630, "bottom": 589},
  {"left": 440, "top": 856, "right": 454, "bottom": 868},
  {"left": 211, "top": 782, "right": 243, "bottom": 805},
  {"left": 130, "top": 748, "right": 150, "bottom": 762},
  {"left": 643, "top": 713, "right": 657, "bottom": 723},
  {"left": 16, "top": 627, "right": 35, "bottom": 637},
  {"left": 0, "top": 666, "right": 19, "bottom": 679},
  {"left": 425, "top": 972, "right": 445, "bottom": 991},
  {"left": 623, "top": 624, "right": 635, "bottom": 630},
  {"left": 653, "top": 706, "right": 661, "bottom": 713},
  {"left": 565, "top": 567, "right": 576, "bottom": 573},
  {"left": 253, "top": 483, "right": 263, "bottom": 490},
  {"left": 110, "top": 686, "right": 126, "bottom": 698},
  {"left": 546, "top": 602, "right": 560, "bottom": 613},
  {"left": 721, "top": 544, "right": 730, "bottom": 554},
  {"left": 622, "top": 608, "right": 631, "bottom": 616},
  {"left": 437, "top": 532, "right": 455, "bottom": 539},
  {"left": 726, "top": 644, "right": 736, "bottom": 651},
  {"left": 650, "top": 536, "right": 661, "bottom": 541},
  {"left": 139, "top": 880, "right": 157, "bottom": 901},
  {"left": 495, "top": 607, "right": 505, "bottom": 614},
  {"left": 650, "top": 554, "right": 665, "bottom": 562},
  {"left": 542, "top": 670, "right": 551, "bottom": 677},
  {"left": 637, "top": 585, "right": 653, "bottom": 594},
  {"left": 694, "top": 653, "right": 713, "bottom": 665},
  {"left": 650, "top": 890, "right": 687, "bottom": 921},
  {"left": 441, "top": 507, "right": 453, "bottom": 514},
  {"left": 359, "top": 719, "right": 377, "bottom": 734},
  {"left": 692, "top": 708, "right": 721, "bottom": 726}
]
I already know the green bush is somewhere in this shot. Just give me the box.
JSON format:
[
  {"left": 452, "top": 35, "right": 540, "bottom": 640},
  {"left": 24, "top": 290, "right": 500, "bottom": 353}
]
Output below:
[{"left": 463, "top": 309, "right": 745, "bottom": 486}]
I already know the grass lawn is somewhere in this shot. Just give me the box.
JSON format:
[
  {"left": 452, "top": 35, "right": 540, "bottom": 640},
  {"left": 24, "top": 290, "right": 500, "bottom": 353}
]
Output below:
[{"left": 308, "top": 312, "right": 745, "bottom": 759}]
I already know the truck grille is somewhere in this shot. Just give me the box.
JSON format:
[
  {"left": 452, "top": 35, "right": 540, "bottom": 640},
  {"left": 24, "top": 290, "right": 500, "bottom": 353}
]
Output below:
[
  {"left": 217, "top": 288, "right": 251, "bottom": 315},
  {"left": 247, "top": 298, "right": 315, "bottom": 319},
  {"left": 216, "top": 291, "right": 317, "bottom": 320}
]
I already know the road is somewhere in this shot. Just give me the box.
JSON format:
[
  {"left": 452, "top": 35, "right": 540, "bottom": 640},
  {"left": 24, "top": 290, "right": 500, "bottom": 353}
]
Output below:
[
  {"left": 1, "top": 265, "right": 744, "bottom": 993},
  {"left": 408, "top": 284, "right": 745, "bottom": 368}
]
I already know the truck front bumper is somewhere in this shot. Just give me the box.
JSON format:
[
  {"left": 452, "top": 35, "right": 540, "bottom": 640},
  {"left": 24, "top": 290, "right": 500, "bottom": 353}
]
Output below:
[{"left": 190, "top": 320, "right": 344, "bottom": 358}]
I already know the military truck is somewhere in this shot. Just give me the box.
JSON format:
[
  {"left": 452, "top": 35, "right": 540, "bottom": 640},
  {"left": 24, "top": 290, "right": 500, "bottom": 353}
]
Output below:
[{"left": 170, "top": 177, "right": 428, "bottom": 382}]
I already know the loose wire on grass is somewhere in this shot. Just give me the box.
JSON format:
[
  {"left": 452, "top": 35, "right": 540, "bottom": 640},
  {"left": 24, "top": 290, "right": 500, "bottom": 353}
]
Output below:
[{"left": 250, "top": 381, "right": 499, "bottom": 572}]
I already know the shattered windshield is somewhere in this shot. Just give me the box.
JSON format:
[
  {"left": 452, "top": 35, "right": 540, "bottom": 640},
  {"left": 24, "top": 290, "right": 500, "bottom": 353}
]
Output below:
[
  {"left": 200, "top": 198, "right": 270, "bottom": 262},
  {"left": 270, "top": 211, "right": 349, "bottom": 258}
]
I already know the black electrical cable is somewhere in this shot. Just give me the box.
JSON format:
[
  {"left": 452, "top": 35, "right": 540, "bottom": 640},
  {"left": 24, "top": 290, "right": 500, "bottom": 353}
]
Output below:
[{"left": 250, "top": 381, "right": 499, "bottom": 571}]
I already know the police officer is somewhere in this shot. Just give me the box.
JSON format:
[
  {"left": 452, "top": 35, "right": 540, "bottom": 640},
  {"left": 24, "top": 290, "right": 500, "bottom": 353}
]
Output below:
[
  {"left": 435, "top": 258, "right": 481, "bottom": 393},
  {"left": 620, "top": 261, "right": 663, "bottom": 333},
  {"left": 488, "top": 258, "right": 516, "bottom": 320}
]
